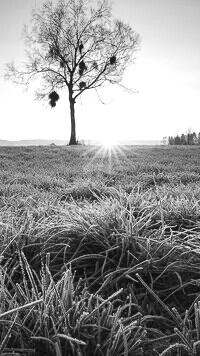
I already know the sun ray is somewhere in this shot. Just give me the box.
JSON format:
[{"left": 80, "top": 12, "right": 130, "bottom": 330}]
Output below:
[{"left": 81, "top": 136, "right": 141, "bottom": 178}]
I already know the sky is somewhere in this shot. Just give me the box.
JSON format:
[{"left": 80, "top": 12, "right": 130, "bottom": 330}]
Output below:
[{"left": 1, "top": 0, "right": 200, "bottom": 142}]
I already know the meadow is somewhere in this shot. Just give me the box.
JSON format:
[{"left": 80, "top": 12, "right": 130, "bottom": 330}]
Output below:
[{"left": 1, "top": 144, "right": 200, "bottom": 355}]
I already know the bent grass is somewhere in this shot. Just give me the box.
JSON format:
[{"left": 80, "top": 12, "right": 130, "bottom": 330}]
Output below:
[{"left": 1, "top": 145, "right": 200, "bottom": 354}]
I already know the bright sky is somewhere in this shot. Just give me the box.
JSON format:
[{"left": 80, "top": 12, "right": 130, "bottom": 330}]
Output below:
[{"left": 1, "top": 0, "right": 200, "bottom": 142}]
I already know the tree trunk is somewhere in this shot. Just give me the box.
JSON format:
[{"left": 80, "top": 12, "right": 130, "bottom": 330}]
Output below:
[{"left": 69, "top": 93, "right": 77, "bottom": 145}]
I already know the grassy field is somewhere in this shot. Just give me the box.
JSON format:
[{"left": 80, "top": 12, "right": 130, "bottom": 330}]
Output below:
[{"left": 1, "top": 144, "right": 200, "bottom": 355}]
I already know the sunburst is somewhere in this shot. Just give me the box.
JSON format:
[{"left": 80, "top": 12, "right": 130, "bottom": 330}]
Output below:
[
  {"left": 81, "top": 137, "right": 133, "bottom": 175},
  {"left": 100, "top": 137, "right": 118, "bottom": 149}
]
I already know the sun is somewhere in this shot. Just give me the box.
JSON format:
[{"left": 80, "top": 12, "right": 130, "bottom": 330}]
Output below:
[{"left": 100, "top": 137, "right": 118, "bottom": 149}]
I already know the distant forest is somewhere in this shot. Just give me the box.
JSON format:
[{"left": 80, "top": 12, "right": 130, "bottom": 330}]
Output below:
[{"left": 166, "top": 132, "right": 200, "bottom": 145}]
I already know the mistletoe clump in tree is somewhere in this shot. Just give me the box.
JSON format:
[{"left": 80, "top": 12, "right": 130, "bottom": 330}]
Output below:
[{"left": 5, "top": 0, "right": 140, "bottom": 145}]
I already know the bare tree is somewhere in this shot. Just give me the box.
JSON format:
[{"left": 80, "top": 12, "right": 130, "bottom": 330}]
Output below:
[{"left": 5, "top": 0, "right": 140, "bottom": 145}]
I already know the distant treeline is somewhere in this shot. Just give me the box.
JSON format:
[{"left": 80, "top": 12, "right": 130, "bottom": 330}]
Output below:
[{"left": 168, "top": 132, "right": 200, "bottom": 145}]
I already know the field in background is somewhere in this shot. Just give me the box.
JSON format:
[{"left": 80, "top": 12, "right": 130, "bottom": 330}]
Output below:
[{"left": 1, "top": 144, "right": 200, "bottom": 355}]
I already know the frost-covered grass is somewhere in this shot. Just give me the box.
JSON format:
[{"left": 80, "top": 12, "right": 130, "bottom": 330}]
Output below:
[{"left": 1, "top": 144, "right": 200, "bottom": 355}]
